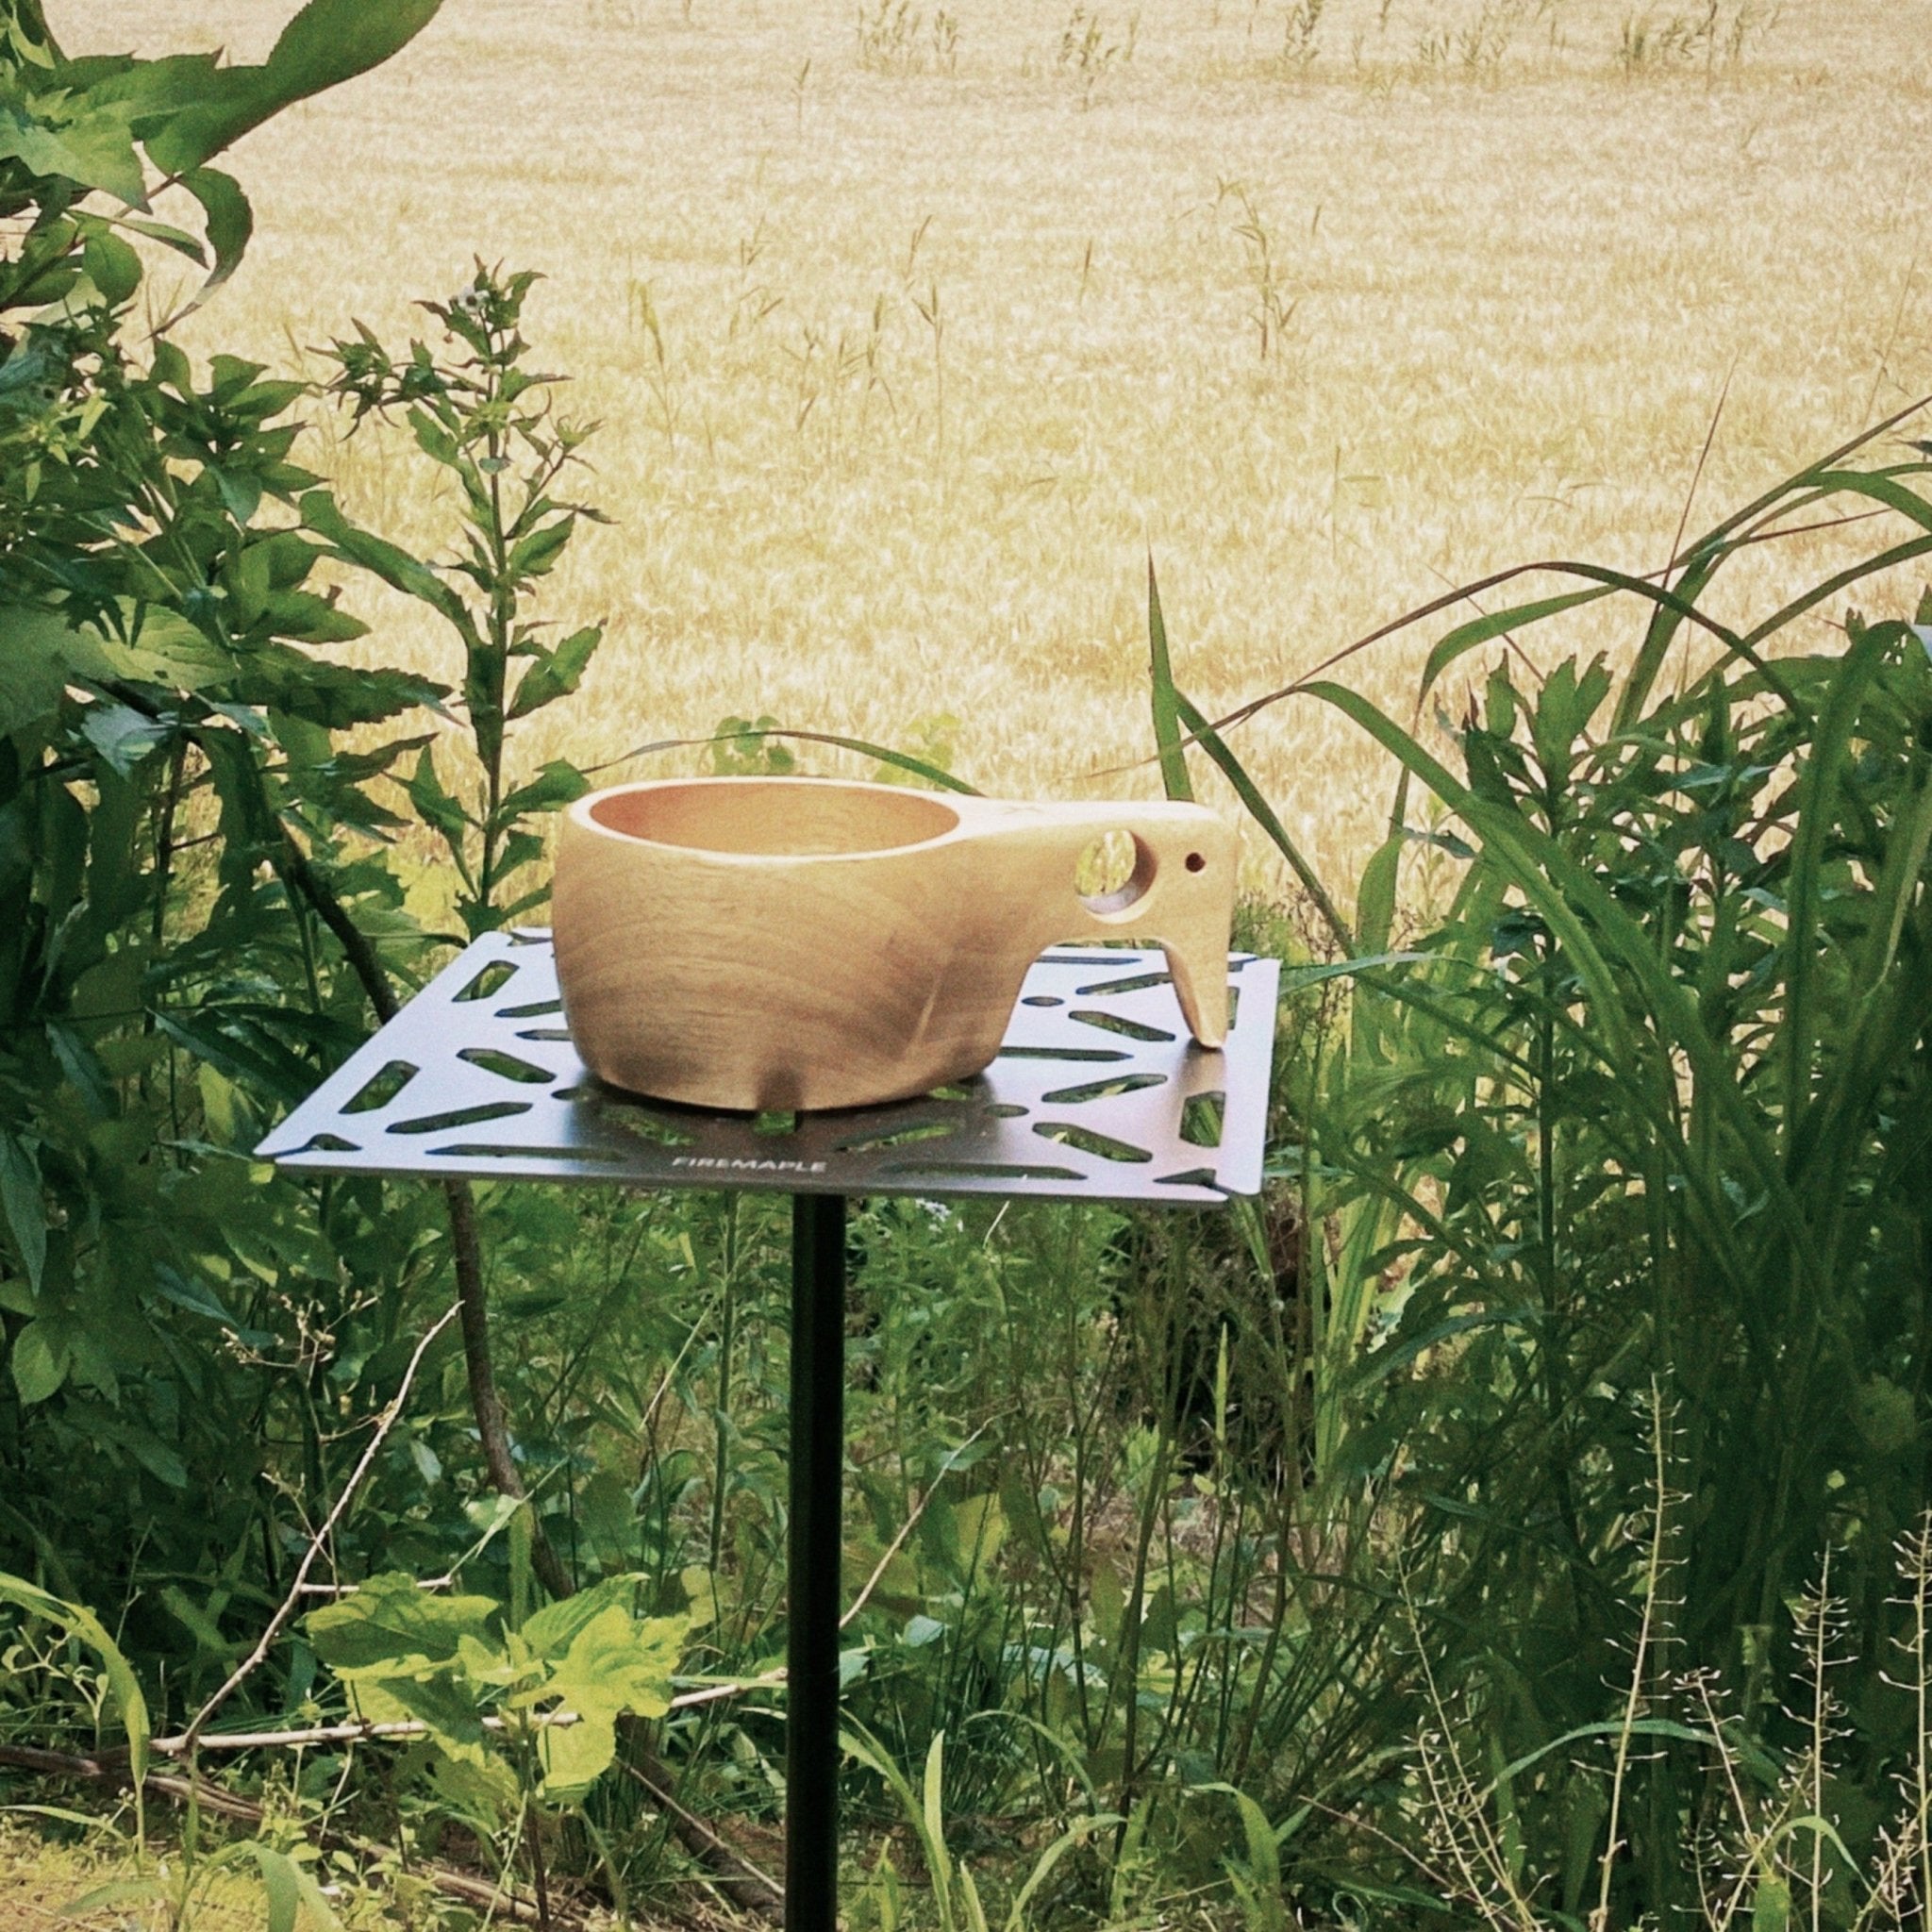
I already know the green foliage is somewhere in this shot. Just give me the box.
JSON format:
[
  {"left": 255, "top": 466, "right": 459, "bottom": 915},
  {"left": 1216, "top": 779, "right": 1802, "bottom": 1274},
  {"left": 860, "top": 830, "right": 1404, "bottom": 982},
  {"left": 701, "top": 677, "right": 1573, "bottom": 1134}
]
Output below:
[
  {"left": 319, "top": 263, "right": 608, "bottom": 936},
  {"left": 709, "top": 713, "right": 798, "bottom": 775},
  {"left": 1148, "top": 427, "right": 1932, "bottom": 1920},
  {"left": 0, "top": 0, "right": 459, "bottom": 1634},
  {"left": 307, "top": 1571, "right": 687, "bottom": 1802}
]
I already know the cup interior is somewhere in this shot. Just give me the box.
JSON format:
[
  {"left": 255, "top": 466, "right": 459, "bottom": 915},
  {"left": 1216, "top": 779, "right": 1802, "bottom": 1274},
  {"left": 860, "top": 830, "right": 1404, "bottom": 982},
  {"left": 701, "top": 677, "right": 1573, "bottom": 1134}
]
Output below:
[{"left": 589, "top": 780, "right": 960, "bottom": 858}]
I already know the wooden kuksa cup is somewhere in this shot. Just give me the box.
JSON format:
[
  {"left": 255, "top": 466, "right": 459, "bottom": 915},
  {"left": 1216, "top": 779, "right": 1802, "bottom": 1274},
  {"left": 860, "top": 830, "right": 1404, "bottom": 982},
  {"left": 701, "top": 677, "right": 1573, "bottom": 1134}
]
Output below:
[{"left": 552, "top": 776, "right": 1239, "bottom": 1112}]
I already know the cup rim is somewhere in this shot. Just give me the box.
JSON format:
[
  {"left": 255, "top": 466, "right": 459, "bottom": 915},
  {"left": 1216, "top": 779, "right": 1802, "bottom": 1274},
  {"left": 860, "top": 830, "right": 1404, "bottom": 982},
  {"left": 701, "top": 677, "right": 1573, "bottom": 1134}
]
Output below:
[{"left": 575, "top": 775, "right": 965, "bottom": 860}]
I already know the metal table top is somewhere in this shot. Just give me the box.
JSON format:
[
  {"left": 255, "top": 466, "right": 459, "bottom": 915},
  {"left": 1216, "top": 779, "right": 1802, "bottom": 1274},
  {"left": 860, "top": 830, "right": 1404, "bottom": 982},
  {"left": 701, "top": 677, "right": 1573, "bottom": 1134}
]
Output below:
[{"left": 256, "top": 931, "right": 1278, "bottom": 1205}]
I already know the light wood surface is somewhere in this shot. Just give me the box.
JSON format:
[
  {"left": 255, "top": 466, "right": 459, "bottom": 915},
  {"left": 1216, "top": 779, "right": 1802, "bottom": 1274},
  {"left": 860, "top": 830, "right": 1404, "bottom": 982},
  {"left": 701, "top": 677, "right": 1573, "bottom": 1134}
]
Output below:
[{"left": 552, "top": 777, "right": 1239, "bottom": 1112}]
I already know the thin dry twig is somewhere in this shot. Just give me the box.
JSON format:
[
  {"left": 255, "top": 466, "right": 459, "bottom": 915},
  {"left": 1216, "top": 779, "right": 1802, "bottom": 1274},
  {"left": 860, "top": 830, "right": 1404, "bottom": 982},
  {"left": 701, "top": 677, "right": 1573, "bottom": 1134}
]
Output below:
[
  {"left": 840, "top": 1423, "right": 991, "bottom": 1632},
  {"left": 179, "top": 1302, "right": 461, "bottom": 1757}
]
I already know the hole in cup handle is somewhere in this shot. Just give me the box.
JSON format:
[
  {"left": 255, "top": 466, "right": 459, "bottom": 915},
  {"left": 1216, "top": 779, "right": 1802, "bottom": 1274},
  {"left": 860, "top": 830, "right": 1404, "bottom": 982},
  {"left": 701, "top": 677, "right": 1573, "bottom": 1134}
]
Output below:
[{"left": 1074, "top": 829, "right": 1159, "bottom": 923}]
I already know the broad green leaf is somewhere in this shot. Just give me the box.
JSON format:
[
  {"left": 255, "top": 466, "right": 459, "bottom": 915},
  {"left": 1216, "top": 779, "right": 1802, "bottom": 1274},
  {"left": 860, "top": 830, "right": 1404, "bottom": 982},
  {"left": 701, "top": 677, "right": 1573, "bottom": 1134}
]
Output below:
[
  {"left": 168, "top": 167, "right": 252, "bottom": 323},
  {"left": 80, "top": 225, "right": 141, "bottom": 305},
  {"left": 404, "top": 747, "right": 472, "bottom": 842},
  {"left": 1752, "top": 1874, "right": 1790, "bottom": 1932},
  {"left": 144, "top": 0, "right": 445, "bottom": 175},
  {"left": 0, "top": 605, "right": 113, "bottom": 732},
  {"left": 522, "top": 1574, "right": 648, "bottom": 1657},
  {"left": 251, "top": 1843, "right": 341, "bottom": 1932},
  {"left": 79, "top": 703, "right": 169, "bottom": 775},
  {"left": 529, "top": 1602, "right": 684, "bottom": 1796},
  {"left": 305, "top": 1571, "right": 499, "bottom": 1674},
  {"left": 9, "top": 1320, "right": 68, "bottom": 1405},
  {"left": 506, "top": 517, "right": 573, "bottom": 581},
  {"left": 0, "top": 102, "right": 145, "bottom": 207},
  {"left": 541, "top": 1605, "right": 687, "bottom": 1725},
  {"left": 538, "top": 1707, "right": 617, "bottom": 1798}
]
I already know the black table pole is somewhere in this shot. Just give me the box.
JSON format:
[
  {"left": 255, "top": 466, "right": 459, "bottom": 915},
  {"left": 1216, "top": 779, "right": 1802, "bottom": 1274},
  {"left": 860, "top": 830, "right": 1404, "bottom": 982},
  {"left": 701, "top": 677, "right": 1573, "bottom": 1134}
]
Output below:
[{"left": 787, "top": 1191, "right": 847, "bottom": 1932}]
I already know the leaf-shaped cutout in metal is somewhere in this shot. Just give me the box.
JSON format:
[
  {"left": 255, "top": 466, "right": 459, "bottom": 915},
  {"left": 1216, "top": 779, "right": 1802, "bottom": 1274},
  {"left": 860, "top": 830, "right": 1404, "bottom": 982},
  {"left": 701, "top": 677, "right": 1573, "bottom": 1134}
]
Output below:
[
  {"left": 343, "top": 1059, "right": 418, "bottom": 1114},
  {"left": 883, "top": 1160, "right": 1083, "bottom": 1182},
  {"left": 454, "top": 961, "right": 516, "bottom": 1003},
  {"left": 1181, "top": 1092, "right": 1225, "bottom": 1149},
  {"left": 836, "top": 1121, "right": 959, "bottom": 1154},
  {"left": 387, "top": 1101, "right": 533, "bottom": 1135},
  {"left": 458, "top": 1047, "right": 555, "bottom": 1085},
  {"left": 1074, "top": 972, "right": 1172, "bottom": 997},
  {"left": 598, "top": 1107, "right": 698, "bottom": 1148},
  {"left": 1068, "top": 1009, "right": 1174, "bottom": 1043},
  {"left": 432, "top": 1142, "right": 625, "bottom": 1164},
  {"left": 1033, "top": 1122, "right": 1152, "bottom": 1163},
  {"left": 1040, "top": 1073, "right": 1167, "bottom": 1106},
  {"left": 996, "top": 1045, "right": 1130, "bottom": 1063}
]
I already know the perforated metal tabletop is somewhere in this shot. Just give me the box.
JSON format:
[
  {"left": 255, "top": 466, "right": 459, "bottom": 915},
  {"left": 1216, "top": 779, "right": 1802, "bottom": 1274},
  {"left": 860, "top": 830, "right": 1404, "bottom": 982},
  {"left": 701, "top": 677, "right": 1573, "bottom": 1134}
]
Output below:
[{"left": 255, "top": 930, "right": 1278, "bottom": 1203}]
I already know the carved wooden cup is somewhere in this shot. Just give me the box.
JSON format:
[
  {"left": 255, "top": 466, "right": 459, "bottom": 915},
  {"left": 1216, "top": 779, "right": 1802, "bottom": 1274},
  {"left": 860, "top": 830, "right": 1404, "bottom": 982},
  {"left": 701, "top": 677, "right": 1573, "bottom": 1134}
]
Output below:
[{"left": 552, "top": 776, "right": 1239, "bottom": 1112}]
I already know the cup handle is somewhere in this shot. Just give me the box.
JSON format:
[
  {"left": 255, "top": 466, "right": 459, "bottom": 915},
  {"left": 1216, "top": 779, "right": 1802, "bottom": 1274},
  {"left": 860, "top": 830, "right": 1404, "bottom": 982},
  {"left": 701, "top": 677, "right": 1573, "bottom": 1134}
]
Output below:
[{"left": 1020, "top": 802, "right": 1237, "bottom": 1048}]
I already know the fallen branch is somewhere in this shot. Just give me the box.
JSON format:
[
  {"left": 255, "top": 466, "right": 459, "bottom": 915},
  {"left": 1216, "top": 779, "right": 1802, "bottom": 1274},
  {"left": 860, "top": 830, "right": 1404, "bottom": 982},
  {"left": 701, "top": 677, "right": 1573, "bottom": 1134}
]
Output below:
[{"left": 149, "top": 1671, "right": 789, "bottom": 1757}]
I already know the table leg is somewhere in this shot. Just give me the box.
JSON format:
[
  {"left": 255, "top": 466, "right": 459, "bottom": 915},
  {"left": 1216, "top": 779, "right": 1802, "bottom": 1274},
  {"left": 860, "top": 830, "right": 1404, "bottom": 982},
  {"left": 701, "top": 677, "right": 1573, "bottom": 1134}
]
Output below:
[{"left": 788, "top": 1191, "right": 847, "bottom": 1932}]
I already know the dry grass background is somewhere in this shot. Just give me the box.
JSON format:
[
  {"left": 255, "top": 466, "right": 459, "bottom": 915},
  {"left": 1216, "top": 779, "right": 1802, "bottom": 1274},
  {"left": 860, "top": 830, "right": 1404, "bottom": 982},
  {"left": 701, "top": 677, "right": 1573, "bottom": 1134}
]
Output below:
[{"left": 61, "top": 0, "right": 1932, "bottom": 891}]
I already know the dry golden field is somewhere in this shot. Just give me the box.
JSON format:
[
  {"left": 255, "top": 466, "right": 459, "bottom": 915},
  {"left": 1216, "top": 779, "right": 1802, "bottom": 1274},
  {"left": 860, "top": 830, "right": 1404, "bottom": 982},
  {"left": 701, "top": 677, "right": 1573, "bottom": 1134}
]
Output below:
[{"left": 63, "top": 0, "right": 1932, "bottom": 890}]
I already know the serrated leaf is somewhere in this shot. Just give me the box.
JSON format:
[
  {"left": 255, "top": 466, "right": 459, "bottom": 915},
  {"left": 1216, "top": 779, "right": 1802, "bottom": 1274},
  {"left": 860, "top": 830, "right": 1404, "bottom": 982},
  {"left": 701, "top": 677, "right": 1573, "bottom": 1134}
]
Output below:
[
  {"left": 405, "top": 746, "right": 472, "bottom": 841},
  {"left": 508, "top": 625, "right": 602, "bottom": 721},
  {"left": 0, "top": 103, "right": 146, "bottom": 207},
  {"left": 532, "top": 1606, "right": 688, "bottom": 1797},
  {"left": 507, "top": 517, "right": 573, "bottom": 581},
  {"left": 492, "top": 759, "right": 587, "bottom": 826},
  {"left": 523, "top": 1574, "right": 646, "bottom": 1658},
  {"left": 144, "top": 0, "right": 445, "bottom": 175}
]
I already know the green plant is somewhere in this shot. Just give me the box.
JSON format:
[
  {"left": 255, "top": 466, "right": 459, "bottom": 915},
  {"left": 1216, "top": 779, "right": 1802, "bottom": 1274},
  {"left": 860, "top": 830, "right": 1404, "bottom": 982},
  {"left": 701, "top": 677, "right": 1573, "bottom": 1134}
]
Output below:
[
  {"left": 0, "top": 0, "right": 455, "bottom": 1640},
  {"left": 306, "top": 1572, "right": 687, "bottom": 1927},
  {"left": 1143, "top": 411, "right": 1932, "bottom": 1918},
  {"left": 320, "top": 263, "right": 608, "bottom": 941}
]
